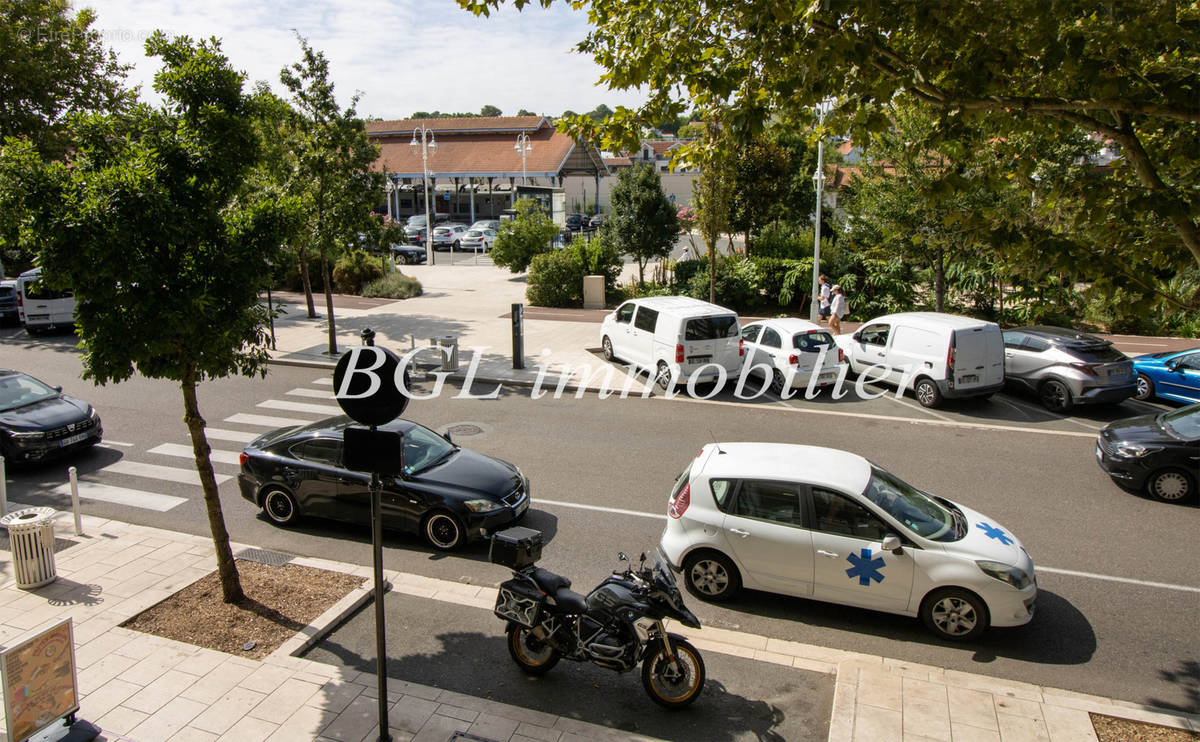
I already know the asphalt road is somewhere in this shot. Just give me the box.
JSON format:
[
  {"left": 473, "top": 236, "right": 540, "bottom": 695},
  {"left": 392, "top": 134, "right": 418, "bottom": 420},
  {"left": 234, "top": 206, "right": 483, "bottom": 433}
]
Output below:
[{"left": 2, "top": 334, "right": 1198, "bottom": 715}]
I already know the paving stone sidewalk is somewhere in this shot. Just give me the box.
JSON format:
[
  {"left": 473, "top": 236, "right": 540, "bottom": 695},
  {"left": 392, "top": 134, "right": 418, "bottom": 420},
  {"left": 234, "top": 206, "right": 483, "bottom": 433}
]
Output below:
[{"left": 1, "top": 510, "right": 1196, "bottom": 741}]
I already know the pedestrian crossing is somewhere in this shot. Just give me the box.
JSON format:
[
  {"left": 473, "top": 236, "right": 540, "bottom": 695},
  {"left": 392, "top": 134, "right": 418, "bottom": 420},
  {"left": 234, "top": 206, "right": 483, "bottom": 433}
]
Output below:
[{"left": 61, "top": 377, "right": 338, "bottom": 515}]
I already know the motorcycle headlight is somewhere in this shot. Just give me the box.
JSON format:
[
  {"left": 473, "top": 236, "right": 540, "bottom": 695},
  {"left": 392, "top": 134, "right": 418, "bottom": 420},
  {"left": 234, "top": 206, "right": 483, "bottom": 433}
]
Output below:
[
  {"left": 1114, "top": 442, "right": 1161, "bottom": 458},
  {"left": 976, "top": 560, "right": 1033, "bottom": 590},
  {"left": 464, "top": 499, "right": 502, "bottom": 513}
]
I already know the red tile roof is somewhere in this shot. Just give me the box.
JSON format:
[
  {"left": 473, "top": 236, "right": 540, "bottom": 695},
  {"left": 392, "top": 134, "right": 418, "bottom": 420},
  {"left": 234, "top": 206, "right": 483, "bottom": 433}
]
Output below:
[{"left": 366, "top": 116, "right": 550, "bottom": 135}]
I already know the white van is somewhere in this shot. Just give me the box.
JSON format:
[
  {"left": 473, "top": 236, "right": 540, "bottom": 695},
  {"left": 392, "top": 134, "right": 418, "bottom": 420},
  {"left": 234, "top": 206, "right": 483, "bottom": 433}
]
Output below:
[
  {"left": 15, "top": 267, "right": 77, "bottom": 334},
  {"left": 836, "top": 312, "right": 1004, "bottom": 407},
  {"left": 600, "top": 296, "right": 743, "bottom": 389}
]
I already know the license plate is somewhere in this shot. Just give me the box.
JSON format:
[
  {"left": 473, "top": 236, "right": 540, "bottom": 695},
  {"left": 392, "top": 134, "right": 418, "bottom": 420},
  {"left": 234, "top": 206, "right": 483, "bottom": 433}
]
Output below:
[
  {"left": 960, "top": 374, "right": 979, "bottom": 384},
  {"left": 686, "top": 355, "right": 711, "bottom": 364},
  {"left": 1107, "top": 367, "right": 1128, "bottom": 377},
  {"left": 28, "top": 313, "right": 49, "bottom": 321},
  {"left": 60, "top": 432, "right": 88, "bottom": 447},
  {"left": 819, "top": 371, "right": 838, "bottom": 382},
  {"left": 515, "top": 498, "right": 528, "bottom": 516}
]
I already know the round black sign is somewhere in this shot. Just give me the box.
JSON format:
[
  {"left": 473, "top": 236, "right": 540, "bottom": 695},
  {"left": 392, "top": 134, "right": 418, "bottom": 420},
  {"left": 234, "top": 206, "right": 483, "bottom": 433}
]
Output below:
[{"left": 332, "top": 346, "right": 411, "bottom": 426}]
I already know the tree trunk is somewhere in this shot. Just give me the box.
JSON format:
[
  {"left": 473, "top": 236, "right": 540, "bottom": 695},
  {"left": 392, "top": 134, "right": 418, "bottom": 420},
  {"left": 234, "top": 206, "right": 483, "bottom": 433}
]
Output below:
[
  {"left": 935, "top": 247, "right": 945, "bottom": 313},
  {"left": 323, "top": 257, "right": 337, "bottom": 355},
  {"left": 744, "top": 230, "right": 751, "bottom": 258},
  {"left": 708, "top": 243, "right": 716, "bottom": 304},
  {"left": 637, "top": 258, "right": 646, "bottom": 288},
  {"left": 299, "top": 248, "right": 316, "bottom": 319},
  {"left": 181, "top": 367, "right": 243, "bottom": 604}
]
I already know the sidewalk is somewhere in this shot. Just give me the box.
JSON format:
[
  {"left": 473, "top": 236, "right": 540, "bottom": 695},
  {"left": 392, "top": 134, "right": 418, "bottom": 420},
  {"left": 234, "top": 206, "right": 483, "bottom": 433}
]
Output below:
[{"left": 1, "top": 510, "right": 1197, "bottom": 742}]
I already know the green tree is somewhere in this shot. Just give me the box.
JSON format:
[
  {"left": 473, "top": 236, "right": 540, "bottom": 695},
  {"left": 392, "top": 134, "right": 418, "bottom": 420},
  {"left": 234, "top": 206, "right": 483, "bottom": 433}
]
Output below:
[
  {"left": 480, "top": 104, "right": 502, "bottom": 117},
  {"left": 605, "top": 164, "right": 678, "bottom": 285},
  {"left": 491, "top": 197, "right": 558, "bottom": 272},
  {"left": 280, "top": 36, "right": 394, "bottom": 351},
  {"left": 728, "top": 135, "right": 792, "bottom": 256},
  {"left": 517, "top": 108, "right": 537, "bottom": 116},
  {"left": 459, "top": 0, "right": 1200, "bottom": 308},
  {"left": 690, "top": 122, "right": 734, "bottom": 302},
  {"left": 28, "top": 33, "right": 291, "bottom": 603},
  {"left": 588, "top": 103, "right": 613, "bottom": 122}
]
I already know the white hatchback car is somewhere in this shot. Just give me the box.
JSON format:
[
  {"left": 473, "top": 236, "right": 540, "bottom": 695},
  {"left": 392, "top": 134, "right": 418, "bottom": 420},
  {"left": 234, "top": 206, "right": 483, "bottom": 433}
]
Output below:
[
  {"left": 660, "top": 443, "right": 1037, "bottom": 640},
  {"left": 741, "top": 318, "right": 846, "bottom": 395}
]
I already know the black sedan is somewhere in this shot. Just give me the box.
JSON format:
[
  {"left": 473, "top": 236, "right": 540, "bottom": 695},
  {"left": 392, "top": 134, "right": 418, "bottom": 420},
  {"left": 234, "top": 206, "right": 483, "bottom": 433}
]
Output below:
[
  {"left": 238, "top": 416, "right": 530, "bottom": 550},
  {"left": 1096, "top": 403, "right": 1200, "bottom": 504},
  {"left": 391, "top": 242, "right": 427, "bottom": 265},
  {"left": 0, "top": 370, "right": 102, "bottom": 464}
]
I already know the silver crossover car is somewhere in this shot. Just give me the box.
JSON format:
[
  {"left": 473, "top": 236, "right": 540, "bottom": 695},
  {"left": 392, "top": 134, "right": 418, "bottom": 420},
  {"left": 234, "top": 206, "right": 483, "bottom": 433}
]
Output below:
[{"left": 1002, "top": 326, "right": 1136, "bottom": 412}]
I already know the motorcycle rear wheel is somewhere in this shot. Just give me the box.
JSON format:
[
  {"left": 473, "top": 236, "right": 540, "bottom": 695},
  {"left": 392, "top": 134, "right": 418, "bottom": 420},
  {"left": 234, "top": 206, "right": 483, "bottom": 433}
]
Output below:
[
  {"left": 641, "top": 638, "right": 705, "bottom": 709},
  {"left": 506, "top": 623, "right": 560, "bottom": 675}
]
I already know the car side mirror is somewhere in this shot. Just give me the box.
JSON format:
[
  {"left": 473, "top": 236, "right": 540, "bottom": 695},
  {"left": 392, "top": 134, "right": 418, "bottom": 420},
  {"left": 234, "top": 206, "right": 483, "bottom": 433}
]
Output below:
[
  {"left": 1165, "top": 360, "right": 1180, "bottom": 372},
  {"left": 54, "top": 385, "right": 63, "bottom": 392},
  {"left": 852, "top": 331, "right": 863, "bottom": 342},
  {"left": 442, "top": 431, "right": 453, "bottom": 444},
  {"left": 881, "top": 534, "right": 903, "bottom": 554}
]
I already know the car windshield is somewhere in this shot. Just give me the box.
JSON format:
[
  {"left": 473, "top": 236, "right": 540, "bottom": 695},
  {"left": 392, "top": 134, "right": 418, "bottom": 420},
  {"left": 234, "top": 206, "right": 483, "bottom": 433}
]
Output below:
[
  {"left": 0, "top": 374, "right": 60, "bottom": 412},
  {"left": 1161, "top": 405, "right": 1200, "bottom": 439},
  {"left": 792, "top": 331, "right": 836, "bottom": 352},
  {"left": 861, "top": 466, "right": 958, "bottom": 542},
  {"left": 403, "top": 424, "right": 457, "bottom": 475}
]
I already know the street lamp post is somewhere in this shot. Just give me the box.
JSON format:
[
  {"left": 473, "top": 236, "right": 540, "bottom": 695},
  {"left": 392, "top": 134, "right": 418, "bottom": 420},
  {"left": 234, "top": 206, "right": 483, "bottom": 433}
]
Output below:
[
  {"left": 809, "top": 100, "right": 832, "bottom": 323},
  {"left": 410, "top": 126, "right": 438, "bottom": 265},
  {"left": 515, "top": 132, "right": 531, "bottom": 186}
]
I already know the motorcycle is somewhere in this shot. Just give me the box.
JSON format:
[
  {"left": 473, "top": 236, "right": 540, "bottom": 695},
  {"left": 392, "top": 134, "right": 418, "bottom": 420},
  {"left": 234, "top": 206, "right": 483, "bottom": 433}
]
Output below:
[{"left": 491, "top": 527, "right": 706, "bottom": 709}]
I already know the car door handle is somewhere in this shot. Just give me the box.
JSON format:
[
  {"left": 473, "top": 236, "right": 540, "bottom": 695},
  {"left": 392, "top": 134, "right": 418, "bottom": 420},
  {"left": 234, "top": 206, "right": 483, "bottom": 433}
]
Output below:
[
  {"left": 729, "top": 528, "right": 749, "bottom": 538},
  {"left": 817, "top": 550, "right": 839, "bottom": 559}
]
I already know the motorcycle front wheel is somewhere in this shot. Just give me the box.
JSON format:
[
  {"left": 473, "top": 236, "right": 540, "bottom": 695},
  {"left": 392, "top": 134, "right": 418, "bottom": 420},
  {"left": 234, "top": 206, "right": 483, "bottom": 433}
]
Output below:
[
  {"left": 506, "top": 623, "right": 561, "bottom": 675},
  {"left": 641, "top": 638, "right": 705, "bottom": 708}
]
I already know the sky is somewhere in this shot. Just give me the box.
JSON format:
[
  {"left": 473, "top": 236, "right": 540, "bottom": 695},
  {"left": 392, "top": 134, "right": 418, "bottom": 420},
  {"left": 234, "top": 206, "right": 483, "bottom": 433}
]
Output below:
[{"left": 81, "top": 0, "right": 648, "bottom": 120}]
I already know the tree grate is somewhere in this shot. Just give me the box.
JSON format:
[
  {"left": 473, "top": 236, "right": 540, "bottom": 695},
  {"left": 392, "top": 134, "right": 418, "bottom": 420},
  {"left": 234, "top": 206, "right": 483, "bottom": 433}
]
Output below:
[{"left": 234, "top": 548, "right": 295, "bottom": 566}]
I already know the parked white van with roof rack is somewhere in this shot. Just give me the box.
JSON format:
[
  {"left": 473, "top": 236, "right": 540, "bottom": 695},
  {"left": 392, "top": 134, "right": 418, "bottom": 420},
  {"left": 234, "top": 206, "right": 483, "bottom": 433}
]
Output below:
[
  {"left": 600, "top": 296, "right": 743, "bottom": 390},
  {"left": 15, "top": 267, "right": 76, "bottom": 334},
  {"left": 835, "top": 312, "right": 1004, "bottom": 407}
]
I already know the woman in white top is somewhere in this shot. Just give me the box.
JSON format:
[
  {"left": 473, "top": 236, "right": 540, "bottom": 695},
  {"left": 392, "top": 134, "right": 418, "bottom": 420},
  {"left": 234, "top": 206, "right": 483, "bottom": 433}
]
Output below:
[{"left": 829, "top": 284, "right": 848, "bottom": 334}]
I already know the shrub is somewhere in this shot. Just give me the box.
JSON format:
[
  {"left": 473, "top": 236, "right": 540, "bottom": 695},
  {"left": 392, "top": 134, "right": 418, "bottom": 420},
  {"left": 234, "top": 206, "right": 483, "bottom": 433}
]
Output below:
[
  {"left": 672, "top": 258, "right": 707, "bottom": 288},
  {"left": 684, "top": 256, "right": 758, "bottom": 308},
  {"left": 333, "top": 249, "right": 385, "bottom": 294},
  {"left": 491, "top": 197, "right": 558, "bottom": 273},
  {"left": 361, "top": 273, "right": 422, "bottom": 299},
  {"left": 526, "top": 251, "right": 581, "bottom": 306}
]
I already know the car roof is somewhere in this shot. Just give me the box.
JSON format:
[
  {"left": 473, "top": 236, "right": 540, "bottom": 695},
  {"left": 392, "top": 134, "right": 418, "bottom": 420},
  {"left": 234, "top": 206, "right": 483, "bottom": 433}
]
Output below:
[
  {"left": 695, "top": 443, "right": 872, "bottom": 495},
  {"left": 620, "top": 295, "right": 737, "bottom": 316},
  {"left": 745, "top": 318, "right": 826, "bottom": 334},
  {"left": 862, "top": 311, "right": 997, "bottom": 330},
  {"left": 1010, "top": 325, "right": 1109, "bottom": 345},
  {"left": 260, "top": 415, "right": 418, "bottom": 447}
]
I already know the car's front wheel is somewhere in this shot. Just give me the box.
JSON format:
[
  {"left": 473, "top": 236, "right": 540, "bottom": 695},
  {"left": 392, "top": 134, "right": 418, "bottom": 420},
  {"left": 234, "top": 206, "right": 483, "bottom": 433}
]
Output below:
[
  {"left": 262, "top": 487, "right": 300, "bottom": 526},
  {"left": 423, "top": 510, "right": 465, "bottom": 551},
  {"left": 1134, "top": 373, "right": 1154, "bottom": 401},
  {"left": 602, "top": 336, "right": 616, "bottom": 362},
  {"left": 921, "top": 587, "right": 988, "bottom": 641},
  {"left": 1147, "top": 468, "right": 1195, "bottom": 504},
  {"left": 682, "top": 551, "right": 741, "bottom": 602}
]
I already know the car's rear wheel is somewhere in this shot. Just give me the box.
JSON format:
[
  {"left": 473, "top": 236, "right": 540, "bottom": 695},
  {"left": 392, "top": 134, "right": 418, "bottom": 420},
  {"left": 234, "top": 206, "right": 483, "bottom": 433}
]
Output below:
[
  {"left": 655, "top": 361, "right": 673, "bottom": 392},
  {"left": 914, "top": 377, "right": 943, "bottom": 408},
  {"left": 423, "top": 510, "right": 465, "bottom": 551},
  {"left": 602, "top": 336, "right": 616, "bottom": 362},
  {"left": 1147, "top": 468, "right": 1195, "bottom": 504},
  {"left": 1038, "top": 379, "right": 1073, "bottom": 412},
  {"left": 1134, "top": 373, "right": 1154, "bottom": 401},
  {"left": 262, "top": 487, "right": 299, "bottom": 526},
  {"left": 770, "top": 369, "right": 787, "bottom": 395},
  {"left": 921, "top": 587, "right": 988, "bottom": 641},
  {"left": 682, "top": 551, "right": 741, "bottom": 602}
]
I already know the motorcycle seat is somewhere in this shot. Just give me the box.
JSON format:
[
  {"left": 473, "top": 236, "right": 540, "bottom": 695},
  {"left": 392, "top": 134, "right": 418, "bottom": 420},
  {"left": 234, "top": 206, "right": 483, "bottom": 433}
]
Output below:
[
  {"left": 551, "top": 587, "right": 589, "bottom": 613},
  {"left": 530, "top": 567, "right": 571, "bottom": 592}
]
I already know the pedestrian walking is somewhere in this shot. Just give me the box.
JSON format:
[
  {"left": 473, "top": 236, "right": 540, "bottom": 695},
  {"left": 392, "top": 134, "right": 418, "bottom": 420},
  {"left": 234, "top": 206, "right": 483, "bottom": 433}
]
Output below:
[
  {"left": 680, "top": 244, "right": 691, "bottom": 261},
  {"left": 829, "top": 284, "right": 848, "bottom": 334},
  {"left": 817, "top": 274, "right": 831, "bottom": 324}
]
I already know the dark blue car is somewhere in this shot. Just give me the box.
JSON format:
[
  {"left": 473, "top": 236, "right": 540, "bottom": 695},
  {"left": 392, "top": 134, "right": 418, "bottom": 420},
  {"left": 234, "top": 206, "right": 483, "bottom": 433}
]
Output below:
[{"left": 1133, "top": 349, "right": 1200, "bottom": 404}]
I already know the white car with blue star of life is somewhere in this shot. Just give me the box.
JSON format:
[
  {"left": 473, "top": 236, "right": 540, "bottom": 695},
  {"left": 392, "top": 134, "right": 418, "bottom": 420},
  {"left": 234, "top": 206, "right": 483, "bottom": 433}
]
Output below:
[{"left": 659, "top": 443, "right": 1037, "bottom": 640}]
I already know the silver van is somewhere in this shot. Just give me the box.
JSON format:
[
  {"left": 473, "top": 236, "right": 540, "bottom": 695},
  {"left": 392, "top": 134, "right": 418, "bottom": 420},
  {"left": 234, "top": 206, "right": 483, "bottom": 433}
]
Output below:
[{"left": 600, "top": 296, "right": 743, "bottom": 390}]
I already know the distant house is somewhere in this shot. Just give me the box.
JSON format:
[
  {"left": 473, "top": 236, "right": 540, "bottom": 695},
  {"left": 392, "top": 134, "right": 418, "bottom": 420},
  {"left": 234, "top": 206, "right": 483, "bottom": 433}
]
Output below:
[{"left": 631, "top": 139, "right": 697, "bottom": 173}]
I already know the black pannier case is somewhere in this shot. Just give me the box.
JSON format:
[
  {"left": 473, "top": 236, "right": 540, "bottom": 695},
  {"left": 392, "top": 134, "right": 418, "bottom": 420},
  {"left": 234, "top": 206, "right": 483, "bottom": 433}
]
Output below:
[
  {"left": 489, "top": 526, "right": 543, "bottom": 569},
  {"left": 494, "top": 578, "right": 545, "bottom": 627}
]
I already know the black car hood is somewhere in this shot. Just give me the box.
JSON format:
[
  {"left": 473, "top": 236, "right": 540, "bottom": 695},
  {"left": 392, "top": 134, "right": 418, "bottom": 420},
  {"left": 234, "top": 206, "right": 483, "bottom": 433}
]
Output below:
[
  {"left": 1102, "top": 412, "right": 1170, "bottom": 443},
  {"left": 0, "top": 395, "right": 91, "bottom": 431},
  {"left": 413, "top": 448, "right": 520, "bottom": 498}
]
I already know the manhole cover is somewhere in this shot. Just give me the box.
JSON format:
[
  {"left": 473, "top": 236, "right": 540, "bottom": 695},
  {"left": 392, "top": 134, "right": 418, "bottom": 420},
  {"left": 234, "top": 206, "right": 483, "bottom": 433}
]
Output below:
[
  {"left": 445, "top": 424, "right": 484, "bottom": 437},
  {"left": 235, "top": 548, "right": 295, "bottom": 566}
]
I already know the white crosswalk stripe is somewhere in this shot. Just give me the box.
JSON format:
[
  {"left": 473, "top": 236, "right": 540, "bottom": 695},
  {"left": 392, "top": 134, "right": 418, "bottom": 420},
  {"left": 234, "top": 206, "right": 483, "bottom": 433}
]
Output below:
[
  {"left": 104, "top": 460, "right": 231, "bottom": 485},
  {"left": 203, "top": 428, "right": 260, "bottom": 444},
  {"left": 258, "top": 399, "right": 342, "bottom": 415},
  {"left": 148, "top": 443, "right": 242, "bottom": 466},
  {"left": 52, "top": 481, "right": 186, "bottom": 512},
  {"left": 225, "top": 412, "right": 313, "bottom": 428},
  {"left": 313, "top": 377, "right": 332, "bottom": 385},
  {"left": 286, "top": 388, "right": 335, "bottom": 400}
]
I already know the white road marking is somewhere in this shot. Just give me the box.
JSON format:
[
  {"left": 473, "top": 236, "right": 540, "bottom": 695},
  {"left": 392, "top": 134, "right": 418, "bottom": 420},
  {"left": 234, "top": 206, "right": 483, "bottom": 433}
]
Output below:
[
  {"left": 50, "top": 481, "right": 186, "bottom": 512},
  {"left": 868, "top": 385, "right": 956, "bottom": 422},
  {"left": 534, "top": 500, "right": 1200, "bottom": 595},
  {"left": 148, "top": 443, "right": 242, "bottom": 466},
  {"left": 225, "top": 413, "right": 313, "bottom": 428},
  {"left": 98, "top": 440, "right": 134, "bottom": 447},
  {"left": 104, "top": 460, "right": 231, "bottom": 485},
  {"left": 258, "top": 399, "right": 342, "bottom": 415},
  {"left": 203, "top": 428, "right": 259, "bottom": 444},
  {"left": 313, "top": 377, "right": 332, "bottom": 385},
  {"left": 286, "top": 388, "right": 335, "bottom": 399}
]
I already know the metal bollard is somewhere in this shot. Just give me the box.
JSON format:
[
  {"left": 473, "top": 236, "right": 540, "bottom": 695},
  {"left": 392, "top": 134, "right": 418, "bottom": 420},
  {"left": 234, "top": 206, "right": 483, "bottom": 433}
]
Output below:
[
  {"left": 0, "top": 455, "right": 7, "bottom": 516},
  {"left": 68, "top": 466, "right": 83, "bottom": 536}
]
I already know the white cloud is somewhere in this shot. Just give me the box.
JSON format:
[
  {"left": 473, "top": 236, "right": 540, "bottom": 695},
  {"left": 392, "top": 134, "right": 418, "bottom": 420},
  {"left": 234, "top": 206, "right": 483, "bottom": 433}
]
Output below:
[{"left": 80, "top": 0, "right": 647, "bottom": 118}]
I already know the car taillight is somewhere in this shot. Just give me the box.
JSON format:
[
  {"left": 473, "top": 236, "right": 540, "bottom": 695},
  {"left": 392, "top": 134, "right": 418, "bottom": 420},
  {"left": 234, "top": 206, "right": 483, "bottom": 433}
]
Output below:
[
  {"left": 676, "top": 344, "right": 685, "bottom": 363},
  {"left": 947, "top": 343, "right": 956, "bottom": 371},
  {"left": 239, "top": 452, "right": 249, "bottom": 467},
  {"left": 668, "top": 483, "right": 691, "bottom": 519},
  {"left": 837, "top": 348, "right": 845, "bottom": 363},
  {"left": 1070, "top": 362, "right": 1098, "bottom": 376},
  {"left": 739, "top": 338, "right": 745, "bottom": 356},
  {"left": 788, "top": 354, "right": 799, "bottom": 365}
]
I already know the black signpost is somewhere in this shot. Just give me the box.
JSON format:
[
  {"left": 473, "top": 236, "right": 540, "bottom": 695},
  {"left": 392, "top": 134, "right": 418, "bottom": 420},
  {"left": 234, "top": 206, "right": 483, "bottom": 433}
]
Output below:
[{"left": 332, "top": 338, "right": 411, "bottom": 742}]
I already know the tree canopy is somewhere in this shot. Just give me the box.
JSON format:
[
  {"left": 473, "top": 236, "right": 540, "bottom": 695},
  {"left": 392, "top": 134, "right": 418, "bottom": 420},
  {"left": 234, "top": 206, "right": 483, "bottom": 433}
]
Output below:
[
  {"left": 491, "top": 197, "right": 558, "bottom": 272},
  {"left": 605, "top": 163, "right": 678, "bottom": 285}
]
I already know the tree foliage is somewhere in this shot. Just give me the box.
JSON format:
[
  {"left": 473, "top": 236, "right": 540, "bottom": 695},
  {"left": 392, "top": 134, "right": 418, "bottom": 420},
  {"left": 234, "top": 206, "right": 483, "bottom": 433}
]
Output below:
[
  {"left": 480, "top": 104, "right": 502, "bottom": 117},
  {"left": 491, "top": 197, "right": 557, "bottom": 272},
  {"left": 605, "top": 164, "right": 678, "bottom": 285}
]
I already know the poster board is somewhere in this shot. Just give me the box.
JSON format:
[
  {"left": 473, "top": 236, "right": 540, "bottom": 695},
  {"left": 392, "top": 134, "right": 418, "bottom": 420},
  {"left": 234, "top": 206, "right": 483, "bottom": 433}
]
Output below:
[{"left": 1, "top": 619, "right": 79, "bottom": 742}]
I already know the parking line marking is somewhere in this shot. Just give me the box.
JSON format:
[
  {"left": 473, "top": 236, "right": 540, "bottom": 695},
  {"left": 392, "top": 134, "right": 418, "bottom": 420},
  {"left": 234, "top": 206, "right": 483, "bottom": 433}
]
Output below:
[
  {"left": 225, "top": 413, "right": 313, "bottom": 428},
  {"left": 258, "top": 399, "right": 342, "bottom": 414},
  {"left": 148, "top": 443, "right": 242, "bottom": 466},
  {"left": 534, "top": 500, "right": 1200, "bottom": 595},
  {"left": 50, "top": 481, "right": 187, "bottom": 512}
]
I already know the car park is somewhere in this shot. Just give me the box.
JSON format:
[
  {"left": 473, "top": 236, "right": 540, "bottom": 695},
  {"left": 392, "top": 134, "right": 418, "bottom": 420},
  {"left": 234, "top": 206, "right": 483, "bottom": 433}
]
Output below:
[
  {"left": 565, "top": 213, "right": 590, "bottom": 232},
  {"left": 660, "top": 442, "right": 1038, "bottom": 640},
  {"left": 238, "top": 415, "right": 530, "bottom": 551},
  {"left": 431, "top": 224, "right": 469, "bottom": 251},
  {"left": 404, "top": 213, "right": 450, "bottom": 244},
  {"left": 469, "top": 219, "right": 501, "bottom": 232},
  {"left": 588, "top": 214, "right": 605, "bottom": 229},
  {"left": 1001, "top": 326, "right": 1136, "bottom": 412},
  {"left": 740, "top": 318, "right": 846, "bottom": 394},
  {"left": 1132, "top": 348, "right": 1200, "bottom": 404},
  {"left": 0, "top": 370, "right": 103, "bottom": 464},
  {"left": 391, "top": 242, "right": 427, "bottom": 265},
  {"left": 837, "top": 312, "right": 1005, "bottom": 408},
  {"left": 1096, "top": 403, "right": 1199, "bottom": 503},
  {"left": 600, "top": 296, "right": 743, "bottom": 390},
  {"left": 461, "top": 228, "right": 497, "bottom": 252}
]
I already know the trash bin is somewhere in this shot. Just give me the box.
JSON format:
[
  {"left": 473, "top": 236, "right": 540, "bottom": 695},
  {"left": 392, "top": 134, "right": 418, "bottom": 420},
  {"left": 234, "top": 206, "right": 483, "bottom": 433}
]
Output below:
[
  {"left": 1, "top": 507, "right": 58, "bottom": 589},
  {"left": 437, "top": 335, "right": 459, "bottom": 372}
]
